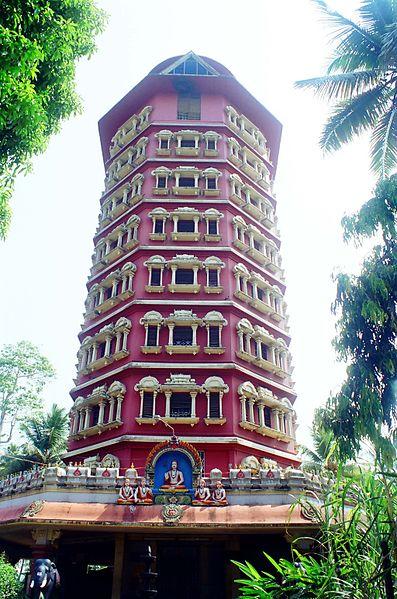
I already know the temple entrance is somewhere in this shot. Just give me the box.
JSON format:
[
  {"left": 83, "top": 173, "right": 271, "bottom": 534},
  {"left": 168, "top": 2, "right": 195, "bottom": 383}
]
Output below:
[{"left": 156, "top": 540, "right": 226, "bottom": 599}]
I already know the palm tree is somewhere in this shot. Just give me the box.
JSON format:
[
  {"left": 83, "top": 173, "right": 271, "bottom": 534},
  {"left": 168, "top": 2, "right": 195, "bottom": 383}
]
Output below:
[
  {"left": 296, "top": 0, "right": 397, "bottom": 179},
  {"left": 20, "top": 404, "right": 68, "bottom": 466},
  {"left": 300, "top": 408, "right": 338, "bottom": 473}
]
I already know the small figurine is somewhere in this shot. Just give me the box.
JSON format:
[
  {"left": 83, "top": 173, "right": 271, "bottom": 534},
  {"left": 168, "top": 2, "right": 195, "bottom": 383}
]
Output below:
[
  {"left": 211, "top": 480, "right": 228, "bottom": 506},
  {"left": 193, "top": 478, "right": 212, "bottom": 505},
  {"left": 133, "top": 477, "right": 153, "bottom": 504},
  {"left": 117, "top": 478, "right": 135, "bottom": 504},
  {"left": 161, "top": 460, "right": 186, "bottom": 490}
]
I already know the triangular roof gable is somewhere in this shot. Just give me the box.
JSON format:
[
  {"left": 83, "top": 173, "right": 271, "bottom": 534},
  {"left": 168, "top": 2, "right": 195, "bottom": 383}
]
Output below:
[{"left": 159, "top": 52, "right": 219, "bottom": 77}]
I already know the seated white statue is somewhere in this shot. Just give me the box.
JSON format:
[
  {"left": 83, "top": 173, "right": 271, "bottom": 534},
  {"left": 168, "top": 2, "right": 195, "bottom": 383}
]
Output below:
[
  {"left": 161, "top": 460, "right": 186, "bottom": 489},
  {"left": 117, "top": 478, "right": 135, "bottom": 504}
]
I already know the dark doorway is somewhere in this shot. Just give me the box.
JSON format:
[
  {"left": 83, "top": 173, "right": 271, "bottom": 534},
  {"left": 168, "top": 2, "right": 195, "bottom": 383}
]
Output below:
[{"left": 157, "top": 541, "right": 225, "bottom": 599}]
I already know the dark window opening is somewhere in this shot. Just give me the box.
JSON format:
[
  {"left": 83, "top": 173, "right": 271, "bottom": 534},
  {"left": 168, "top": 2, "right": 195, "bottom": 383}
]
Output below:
[
  {"left": 208, "top": 220, "right": 218, "bottom": 235},
  {"left": 175, "top": 269, "right": 194, "bottom": 284},
  {"left": 209, "top": 392, "right": 220, "bottom": 418},
  {"left": 180, "top": 139, "right": 196, "bottom": 148},
  {"left": 97, "top": 342, "right": 106, "bottom": 359},
  {"left": 170, "top": 392, "right": 191, "bottom": 417},
  {"left": 91, "top": 404, "right": 100, "bottom": 426},
  {"left": 173, "top": 326, "right": 193, "bottom": 346},
  {"left": 157, "top": 176, "right": 167, "bottom": 188},
  {"left": 208, "top": 270, "right": 219, "bottom": 287},
  {"left": 179, "top": 176, "right": 195, "bottom": 187},
  {"left": 142, "top": 392, "right": 154, "bottom": 418},
  {"left": 154, "top": 219, "right": 164, "bottom": 234},
  {"left": 209, "top": 326, "right": 220, "bottom": 347},
  {"left": 264, "top": 406, "right": 272, "bottom": 428},
  {"left": 177, "top": 219, "right": 195, "bottom": 233},
  {"left": 150, "top": 269, "right": 162, "bottom": 286},
  {"left": 177, "top": 93, "right": 201, "bottom": 120},
  {"left": 146, "top": 325, "right": 158, "bottom": 346},
  {"left": 207, "top": 178, "right": 217, "bottom": 190}
]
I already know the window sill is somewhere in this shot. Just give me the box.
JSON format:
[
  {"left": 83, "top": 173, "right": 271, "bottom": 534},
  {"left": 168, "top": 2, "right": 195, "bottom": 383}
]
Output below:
[
  {"left": 149, "top": 233, "right": 167, "bottom": 241},
  {"left": 230, "top": 193, "right": 245, "bottom": 206},
  {"left": 113, "top": 349, "right": 129, "bottom": 362},
  {"left": 233, "top": 239, "right": 249, "bottom": 252},
  {"left": 204, "top": 285, "right": 223, "bottom": 294},
  {"left": 145, "top": 285, "right": 165, "bottom": 293},
  {"left": 165, "top": 345, "right": 200, "bottom": 355},
  {"left": 175, "top": 148, "right": 199, "bottom": 156},
  {"left": 141, "top": 345, "right": 162, "bottom": 354},
  {"left": 204, "top": 347, "right": 225, "bottom": 354},
  {"left": 247, "top": 248, "right": 270, "bottom": 265},
  {"left": 171, "top": 232, "right": 200, "bottom": 241},
  {"left": 163, "top": 417, "right": 199, "bottom": 426},
  {"left": 129, "top": 193, "right": 143, "bottom": 206},
  {"left": 71, "top": 419, "right": 122, "bottom": 440},
  {"left": 229, "top": 155, "right": 243, "bottom": 167},
  {"left": 204, "top": 417, "right": 226, "bottom": 426},
  {"left": 153, "top": 188, "right": 169, "bottom": 195},
  {"left": 124, "top": 239, "right": 139, "bottom": 251},
  {"left": 172, "top": 186, "right": 200, "bottom": 196},
  {"left": 168, "top": 284, "right": 200, "bottom": 294},
  {"left": 204, "top": 149, "right": 219, "bottom": 157}
]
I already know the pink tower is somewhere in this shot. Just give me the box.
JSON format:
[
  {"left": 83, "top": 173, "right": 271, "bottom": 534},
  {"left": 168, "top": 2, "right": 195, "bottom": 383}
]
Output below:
[{"left": 66, "top": 52, "right": 299, "bottom": 476}]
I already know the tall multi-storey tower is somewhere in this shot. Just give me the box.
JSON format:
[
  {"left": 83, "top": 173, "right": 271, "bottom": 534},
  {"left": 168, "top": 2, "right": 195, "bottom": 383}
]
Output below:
[{"left": 66, "top": 52, "right": 299, "bottom": 474}]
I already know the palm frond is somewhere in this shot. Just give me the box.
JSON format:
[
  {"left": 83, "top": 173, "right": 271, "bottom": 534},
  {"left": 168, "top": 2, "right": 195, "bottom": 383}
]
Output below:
[
  {"left": 327, "top": 52, "right": 381, "bottom": 74},
  {"left": 320, "top": 85, "right": 390, "bottom": 152},
  {"left": 359, "top": 0, "right": 397, "bottom": 34},
  {"left": 295, "top": 71, "right": 383, "bottom": 100},
  {"left": 380, "top": 23, "right": 397, "bottom": 65},
  {"left": 312, "top": 0, "right": 381, "bottom": 49},
  {"left": 370, "top": 104, "right": 397, "bottom": 178}
]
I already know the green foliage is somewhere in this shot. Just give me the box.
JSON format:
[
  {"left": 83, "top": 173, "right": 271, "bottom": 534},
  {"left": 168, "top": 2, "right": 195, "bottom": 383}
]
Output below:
[
  {"left": 0, "top": 0, "right": 106, "bottom": 239},
  {"left": 325, "top": 175, "right": 397, "bottom": 461},
  {"left": 296, "top": 0, "right": 397, "bottom": 178},
  {"left": 0, "top": 554, "right": 22, "bottom": 599},
  {"left": 234, "top": 470, "right": 397, "bottom": 598},
  {"left": 0, "top": 341, "right": 55, "bottom": 444},
  {"left": 0, "top": 404, "right": 68, "bottom": 476}
]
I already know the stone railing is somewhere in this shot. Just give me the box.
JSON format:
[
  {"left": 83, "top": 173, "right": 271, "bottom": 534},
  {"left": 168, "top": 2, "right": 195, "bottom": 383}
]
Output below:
[{"left": 0, "top": 464, "right": 325, "bottom": 500}]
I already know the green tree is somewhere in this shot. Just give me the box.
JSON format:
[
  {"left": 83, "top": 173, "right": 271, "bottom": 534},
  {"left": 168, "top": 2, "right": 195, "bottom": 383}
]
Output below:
[
  {"left": 234, "top": 471, "right": 397, "bottom": 598},
  {"left": 0, "top": 0, "right": 106, "bottom": 239},
  {"left": 0, "top": 341, "right": 55, "bottom": 444},
  {"left": 325, "top": 175, "right": 397, "bottom": 461},
  {"left": 0, "top": 554, "right": 22, "bottom": 599},
  {"left": 296, "top": 0, "right": 397, "bottom": 178},
  {"left": 300, "top": 408, "right": 338, "bottom": 473},
  {"left": 21, "top": 403, "right": 68, "bottom": 465},
  {"left": 0, "top": 405, "right": 68, "bottom": 476}
]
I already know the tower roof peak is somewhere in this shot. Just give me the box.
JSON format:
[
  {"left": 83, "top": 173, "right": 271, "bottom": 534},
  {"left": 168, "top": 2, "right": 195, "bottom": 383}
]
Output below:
[{"left": 149, "top": 52, "right": 234, "bottom": 78}]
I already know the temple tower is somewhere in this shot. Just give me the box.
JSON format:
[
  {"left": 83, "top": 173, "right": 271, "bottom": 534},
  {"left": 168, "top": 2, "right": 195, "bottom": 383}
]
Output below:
[{"left": 66, "top": 52, "right": 299, "bottom": 475}]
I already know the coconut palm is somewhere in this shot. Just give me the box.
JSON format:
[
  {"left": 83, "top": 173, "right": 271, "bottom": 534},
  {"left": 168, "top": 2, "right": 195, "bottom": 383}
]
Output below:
[
  {"left": 300, "top": 408, "right": 338, "bottom": 473},
  {"left": 0, "top": 405, "right": 68, "bottom": 476},
  {"left": 296, "top": 0, "right": 397, "bottom": 179},
  {"left": 20, "top": 404, "right": 68, "bottom": 466}
]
